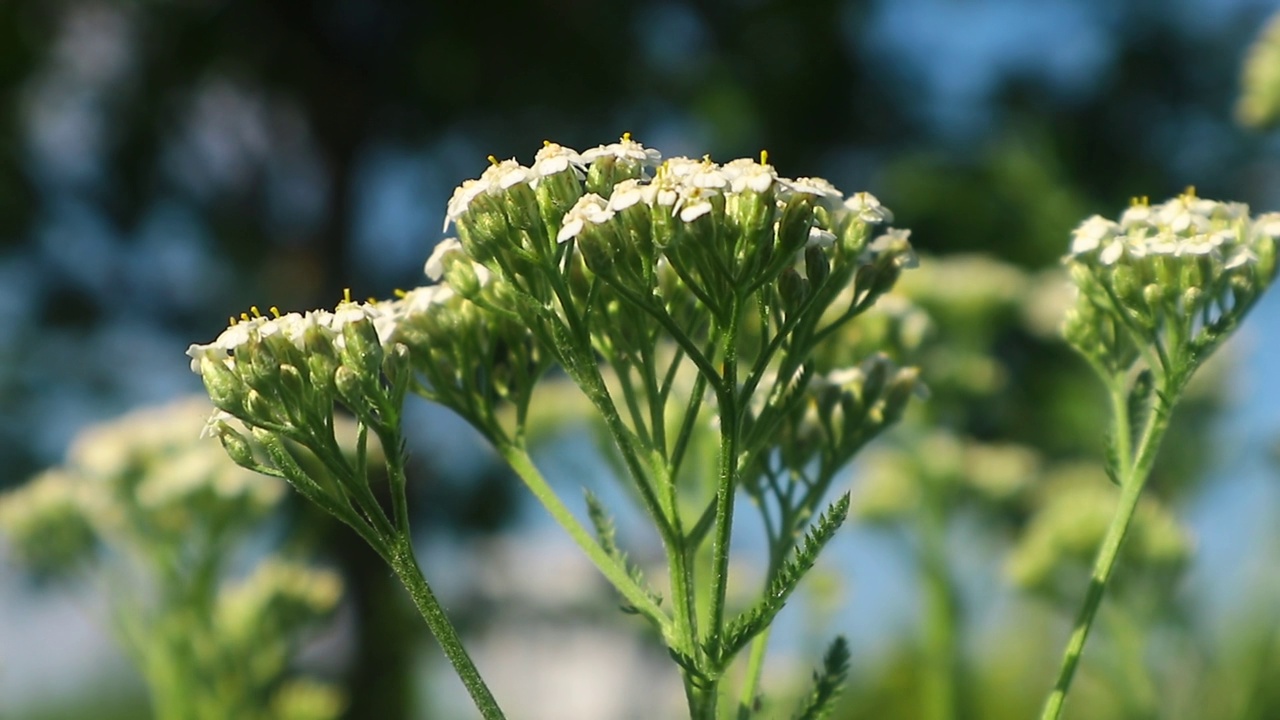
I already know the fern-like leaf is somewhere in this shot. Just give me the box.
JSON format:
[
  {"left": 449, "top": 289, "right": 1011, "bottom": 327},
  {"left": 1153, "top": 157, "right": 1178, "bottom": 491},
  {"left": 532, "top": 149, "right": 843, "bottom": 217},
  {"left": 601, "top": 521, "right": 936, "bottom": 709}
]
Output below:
[
  {"left": 584, "top": 490, "right": 661, "bottom": 612},
  {"left": 715, "top": 493, "right": 850, "bottom": 665},
  {"left": 791, "top": 636, "right": 851, "bottom": 720}
]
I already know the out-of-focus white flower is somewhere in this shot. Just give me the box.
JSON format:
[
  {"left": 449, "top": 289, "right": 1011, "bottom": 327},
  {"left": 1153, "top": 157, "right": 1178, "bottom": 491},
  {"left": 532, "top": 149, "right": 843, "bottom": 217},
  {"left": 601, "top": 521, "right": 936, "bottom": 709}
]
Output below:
[
  {"left": 844, "top": 192, "right": 893, "bottom": 224},
  {"left": 425, "top": 238, "right": 464, "bottom": 281}
]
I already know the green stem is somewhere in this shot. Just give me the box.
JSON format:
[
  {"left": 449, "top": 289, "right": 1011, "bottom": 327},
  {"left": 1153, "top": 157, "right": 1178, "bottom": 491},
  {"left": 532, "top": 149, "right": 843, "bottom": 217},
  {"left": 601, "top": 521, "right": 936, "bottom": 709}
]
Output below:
[
  {"left": 736, "top": 626, "right": 773, "bottom": 719},
  {"left": 386, "top": 537, "right": 507, "bottom": 720},
  {"left": 498, "top": 444, "right": 669, "bottom": 630},
  {"left": 702, "top": 294, "right": 744, "bottom": 719},
  {"left": 920, "top": 487, "right": 957, "bottom": 720},
  {"left": 1039, "top": 386, "right": 1174, "bottom": 720}
]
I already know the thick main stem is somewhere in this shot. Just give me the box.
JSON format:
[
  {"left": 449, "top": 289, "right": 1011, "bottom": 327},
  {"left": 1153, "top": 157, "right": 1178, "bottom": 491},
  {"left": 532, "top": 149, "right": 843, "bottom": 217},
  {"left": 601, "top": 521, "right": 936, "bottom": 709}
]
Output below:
[
  {"left": 387, "top": 538, "right": 507, "bottom": 720},
  {"left": 702, "top": 295, "right": 743, "bottom": 719},
  {"left": 1039, "top": 386, "right": 1173, "bottom": 720}
]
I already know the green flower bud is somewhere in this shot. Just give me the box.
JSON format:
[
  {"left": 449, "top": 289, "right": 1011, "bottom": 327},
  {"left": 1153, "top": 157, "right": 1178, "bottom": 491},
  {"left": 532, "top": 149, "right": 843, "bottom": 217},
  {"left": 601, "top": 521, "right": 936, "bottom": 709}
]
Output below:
[
  {"left": 216, "top": 423, "right": 260, "bottom": 472},
  {"left": 245, "top": 389, "right": 277, "bottom": 425},
  {"left": 577, "top": 225, "right": 617, "bottom": 277},
  {"left": 383, "top": 342, "right": 411, "bottom": 392},
  {"left": 333, "top": 364, "right": 365, "bottom": 411},
  {"left": 307, "top": 353, "right": 338, "bottom": 396},
  {"left": 882, "top": 367, "right": 922, "bottom": 424},
  {"left": 444, "top": 258, "right": 486, "bottom": 300},
  {"left": 1141, "top": 283, "right": 1163, "bottom": 311},
  {"left": 338, "top": 308, "right": 384, "bottom": 381},
  {"left": 776, "top": 196, "right": 814, "bottom": 257},
  {"left": 279, "top": 363, "right": 307, "bottom": 407},
  {"left": 200, "top": 356, "right": 247, "bottom": 416},
  {"left": 1181, "top": 286, "right": 1204, "bottom": 314},
  {"left": 1257, "top": 233, "right": 1277, "bottom": 281},
  {"left": 1112, "top": 264, "right": 1142, "bottom": 306},
  {"left": 805, "top": 245, "right": 830, "bottom": 287},
  {"left": 238, "top": 339, "right": 279, "bottom": 393},
  {"left": 778, "top": 268, "right": 809, "bottom": 310}
]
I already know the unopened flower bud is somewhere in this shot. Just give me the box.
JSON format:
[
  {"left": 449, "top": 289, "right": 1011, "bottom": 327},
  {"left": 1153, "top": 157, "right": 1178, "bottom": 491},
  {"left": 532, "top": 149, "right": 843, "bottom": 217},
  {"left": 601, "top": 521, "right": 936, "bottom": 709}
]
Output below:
[
  {"left": 307, "top": 353, "right": 337, "bottom": 395},
  {"left": 1181, "top": 286, "right": 1203, "bottom": 313},
  {"left": 776, "top": 196, "right": 814, "bottom": 257},
  {"left": 778, "top": 268, "right": 808, "bottom": 309},
  {"left": 339, "top": 310, "right": 384, "bottom": 381},
  {"left": 882, "top": 367, "right": 922, "bottom": 424},
  {"left": 245, "top": 389, "right": 276, "bottom": 425},
  {"left": 200, "top": 356, "right": 247, "bottom": 415},
  {"left": 383, "top": 343, "right": 411, "bottom": 390},
  {"left": 1112, "top": 264, "right": 1142, "bottom": 306},
  {"left": 805, "top": 245, "right": 830, "bottom": 286},
  {"left": 278, "top": 364, "right": 307, "bottom": 406},
  {"left": 861, "top": 357, "right": 889, "bottom": 403},
  {"left": 334, "top": 364, "right": 365, "bottom": 411},
  {"left": 1142, "top": 283, "right": 1163, "bottom": 310},
  {"left": 216, "top": 423, "right": 259, "bottom": 471}
]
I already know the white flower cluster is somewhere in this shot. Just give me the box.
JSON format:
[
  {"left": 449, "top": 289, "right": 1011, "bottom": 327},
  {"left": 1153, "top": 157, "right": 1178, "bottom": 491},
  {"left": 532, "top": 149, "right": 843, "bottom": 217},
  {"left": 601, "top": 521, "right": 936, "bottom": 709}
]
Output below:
[
  {"left": 186, "top": 299, "right": 395, "bottom": 377},
  {"left": 1063, "top": 189, "right": 1278, "bottom": 379},
  {"left": 0, "top": 396, "right": 288, "bottom": 574},
  {"left": 1068, "top": 191, "right": 1277, "bottom": 270},
  {"left": 443, "top": 136, "right": 894, "bottom": 246}
]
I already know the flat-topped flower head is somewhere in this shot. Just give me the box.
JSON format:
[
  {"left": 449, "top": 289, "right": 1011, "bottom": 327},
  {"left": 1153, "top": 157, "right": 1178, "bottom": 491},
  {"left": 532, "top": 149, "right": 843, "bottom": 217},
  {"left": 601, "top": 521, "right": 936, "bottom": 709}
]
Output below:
[{"left": 1064, "top": 191, "right": 1278, "bottom": 382}]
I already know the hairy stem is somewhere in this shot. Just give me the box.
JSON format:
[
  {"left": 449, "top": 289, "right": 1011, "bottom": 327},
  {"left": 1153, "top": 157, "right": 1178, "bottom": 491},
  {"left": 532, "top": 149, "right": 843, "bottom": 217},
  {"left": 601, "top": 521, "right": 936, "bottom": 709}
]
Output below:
[
  {"left": 1039, "top": 384, "right": 1174, "bottom": 720},
  {"left": 387, "top": 537, "right": 507, "bottom": 720}
]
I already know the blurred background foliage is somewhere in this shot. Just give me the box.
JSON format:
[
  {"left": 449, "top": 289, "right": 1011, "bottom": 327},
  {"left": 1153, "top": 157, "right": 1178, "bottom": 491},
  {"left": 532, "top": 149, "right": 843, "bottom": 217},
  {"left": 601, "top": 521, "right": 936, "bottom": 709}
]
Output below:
[{"left": 2, "top": 0, "right": 1280, "bottom": 718}]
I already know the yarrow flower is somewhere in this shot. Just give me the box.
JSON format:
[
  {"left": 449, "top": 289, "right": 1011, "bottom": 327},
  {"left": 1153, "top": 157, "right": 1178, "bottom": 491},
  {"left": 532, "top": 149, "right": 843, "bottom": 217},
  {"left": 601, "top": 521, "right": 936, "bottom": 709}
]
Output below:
[
  {"left": 1063, "top": 188, "right": 1278, "bottom": 382},
  {"left": 531, "top": 141, "right": 585, "bottom": 180},
  {"left": 581, "top": 133, "right": 663, "bottom": 167},
  {"left": 557, "top": 193, "right": 614, "bottom": 243}
]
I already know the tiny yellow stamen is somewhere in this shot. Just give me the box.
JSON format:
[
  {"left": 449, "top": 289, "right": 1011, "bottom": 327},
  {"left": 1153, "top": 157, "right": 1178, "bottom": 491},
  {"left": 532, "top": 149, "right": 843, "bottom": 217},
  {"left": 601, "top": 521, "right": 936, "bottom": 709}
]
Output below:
[
  {"left": 1130, "top": 195, "right": 1150, "bottom": 207},
  {"left": 269, "top": 306, "right": 281, "bottom": 318},
  {"left": 1184, "top": 185, "right": 1197, "bottom": 198},
  {"left": 250, "top": 305, "right": 262, "bottom": 317},
  {"left": 366, "top": 296, "right": 377, "bottom": 304},
  {"left": 622, "top": 131, "right": 632, "bottom": 142},
  {"left": 240, "top": 312, "right": 251, "bottom": 322},
  {"left": 543, "top": 140, "right": 552, "bottom": 148},
  {"left": 487, "top": 154, "right": 499, "bottom": 166},
  {"left": 228, "top": 316, "right": 237, "bottom": 326},
  {"left": 394, "top": 288, "right": 408, "bottom": 298},
  {"left": 760, "top": 149, "right": 769, "bottom": 165},
  {"left": 342, "top": 287, "right": 352, "bottom": 304}
]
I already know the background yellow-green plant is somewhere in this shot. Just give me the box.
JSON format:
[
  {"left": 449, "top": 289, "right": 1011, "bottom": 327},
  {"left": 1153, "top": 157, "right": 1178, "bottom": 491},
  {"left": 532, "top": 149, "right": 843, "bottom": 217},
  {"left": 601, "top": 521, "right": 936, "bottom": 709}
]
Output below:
[{"left": 3, "top": 2, "right": 1280, "bottom": 719}]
